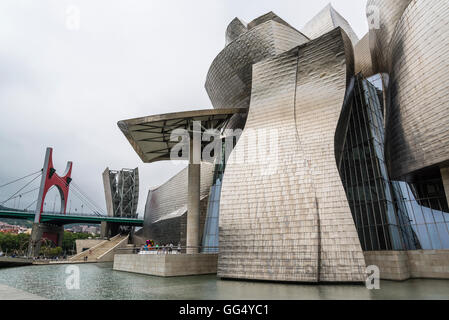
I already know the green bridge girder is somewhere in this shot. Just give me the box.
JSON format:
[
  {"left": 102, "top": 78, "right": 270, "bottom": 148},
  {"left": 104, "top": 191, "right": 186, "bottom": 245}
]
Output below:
[{"left": 0, "top": 210, "right": 143, "bottom": 226}]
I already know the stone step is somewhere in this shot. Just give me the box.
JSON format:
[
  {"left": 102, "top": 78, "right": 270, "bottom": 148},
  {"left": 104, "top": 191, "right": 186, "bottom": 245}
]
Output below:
[{"left": 70, "top": 234, "right": 125, "bottom": 261}]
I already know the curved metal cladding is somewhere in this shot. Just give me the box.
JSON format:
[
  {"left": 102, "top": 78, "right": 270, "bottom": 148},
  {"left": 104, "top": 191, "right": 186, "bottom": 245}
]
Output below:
[
  {"left": 218, "top": 28, "right": 366, "bottom": 283},
  {"left": 247, "top": 11, "right": 294, "bottom": 30},
  {"left": 354, "top": 33, "right": 374, "bottom": 77},
  {"left": 385, "top": 0, "right": 449, "bottom": 180},
  {"left": 205, "top": 15, "right": 309, "bottom": 112},
  {"left": 143, "top": 163, "right": 214, "bottom": 244},
  {"left": 366, "top": 0, "right": 412, "bottom": 73},
  {"left": 225, "top": 18, "right": 248, "bottom": 45},
  {"left": 301, "top": 4, "right": 359, "bottom": 46}
]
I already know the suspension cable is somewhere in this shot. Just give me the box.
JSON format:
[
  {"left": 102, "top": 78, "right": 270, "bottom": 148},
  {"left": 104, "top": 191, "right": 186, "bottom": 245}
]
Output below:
[
  {"left": 71, "top": 181, "right": 107, "bottom": 215},
  {"left": 24, "top": 199, "right": 37, "bottom": 211},
  {"left": 6, "top": 187, "right": 41, "bottom": 201},
  {"left": 0, "top": 170, "right": 42, "bottom": 189},
  {"left": 1, "top": 173, "right": 42, "bottom": 205},
  {"left": 69, "top": 188, "right": 104, "bottom": 216},
  {"left": 52, "top": 174, "right": 105, "bottom": 216},
  {"left": 64, "top": 181, "right": 104, "bottom": 216}
]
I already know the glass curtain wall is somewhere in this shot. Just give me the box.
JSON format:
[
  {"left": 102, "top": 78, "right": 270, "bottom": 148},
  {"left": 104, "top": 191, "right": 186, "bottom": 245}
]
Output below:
[
  {"left": 338, "top": 74, "right": 419, "bottom": 251},
  {"left": 399, "top": 178, "right": 449, "bottom": 249},
  {"left": 202, "top": 141, "right": 227, "bottom": 253}
]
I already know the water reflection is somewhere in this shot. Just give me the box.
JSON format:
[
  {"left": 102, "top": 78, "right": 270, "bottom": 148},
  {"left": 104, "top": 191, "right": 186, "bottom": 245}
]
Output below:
[{"left": 0, "top": 263, "right": 448, "bottom": 300}]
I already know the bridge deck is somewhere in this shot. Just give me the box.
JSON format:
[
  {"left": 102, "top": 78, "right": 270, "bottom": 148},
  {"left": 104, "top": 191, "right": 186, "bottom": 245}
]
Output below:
[{"left": 0, "top": 210, "right": 143, "bottom": 226}]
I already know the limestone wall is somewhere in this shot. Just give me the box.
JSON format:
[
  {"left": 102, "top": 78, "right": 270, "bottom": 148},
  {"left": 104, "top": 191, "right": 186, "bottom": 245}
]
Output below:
[
  {"left": 364, "top": 250, "right": 449, "bottom": 280},
  {"left": 364, "top": 251, "right": 410, "bottom": 281},
  {"left": 407, "top": 250, "right": 449, "bottom": 279},
  {"left": 75, "top": 239, "right": 104, "bottom": 254},
  {"left": 113, "top": 254, "right": 218, "bottom": 277}
]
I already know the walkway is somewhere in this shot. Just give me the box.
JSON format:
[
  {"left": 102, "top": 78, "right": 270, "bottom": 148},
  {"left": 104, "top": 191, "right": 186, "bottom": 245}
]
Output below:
[
  {"left": 70, "top": 234, "right": 128, "bottom": 262},
  {"left": 0, "top": 257, "right": 33, "bottom": 268},
  {"left": 0, "top": 283, "right": 46, "bottom": 300}
]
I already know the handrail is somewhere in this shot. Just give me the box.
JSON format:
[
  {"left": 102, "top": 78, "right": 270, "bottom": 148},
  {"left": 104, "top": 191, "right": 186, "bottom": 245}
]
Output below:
[{"left": 115, "top": 245, "right": 220, "bottom": 254}]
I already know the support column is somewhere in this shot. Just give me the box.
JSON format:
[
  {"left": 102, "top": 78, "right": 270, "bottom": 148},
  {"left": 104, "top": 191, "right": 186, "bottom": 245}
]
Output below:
[
  {"left": 27, "top": 223, "right": 41, "bottom": 257},
  {"left": 27, "top": 223, "right": 64, "bottom": 257},
  {"left": 186, "top": 123, "right": 201, "bottom": 254},
  {"left": 100, "top": 221, "right": 109, "bottom": 238},
  {"left": 441, "top": 167, "right": 449, "bottom": 208}
]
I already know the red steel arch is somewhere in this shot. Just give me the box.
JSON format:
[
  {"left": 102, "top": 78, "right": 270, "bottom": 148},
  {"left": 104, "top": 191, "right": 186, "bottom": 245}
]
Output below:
[{"left": 34, "top": 148, "right": 73, "bottom": 223}]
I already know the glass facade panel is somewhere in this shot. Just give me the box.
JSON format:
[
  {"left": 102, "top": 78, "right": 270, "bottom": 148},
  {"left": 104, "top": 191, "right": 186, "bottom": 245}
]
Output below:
[
  {"left": 201, "top": 181, "right": 222, "bottom": 253},
  {"left": 202, "top": 141, "right": 228, "bottom": 253},
  {"left": 338, "top": 74, "right": 418, "bottom": 251},
  {"left": 338, "top": 73, "right": 449, "bottom": 251},
  {"left": 399, "top": 181, "right": 449, "bottom": 250}
]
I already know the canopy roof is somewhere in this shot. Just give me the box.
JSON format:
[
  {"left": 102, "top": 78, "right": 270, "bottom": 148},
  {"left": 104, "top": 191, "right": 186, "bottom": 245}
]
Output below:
[{"left": 118, "top": 108, "right": 246, "bottom": 163}]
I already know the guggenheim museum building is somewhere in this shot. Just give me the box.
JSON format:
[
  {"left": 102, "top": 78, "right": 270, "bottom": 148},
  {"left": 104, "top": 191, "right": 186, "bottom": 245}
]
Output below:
[{"left": 117, "top": 1, "right": 449, "bottom": 283}]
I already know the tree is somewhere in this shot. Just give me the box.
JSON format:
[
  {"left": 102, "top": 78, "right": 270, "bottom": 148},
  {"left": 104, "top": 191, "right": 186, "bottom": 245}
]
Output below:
[
  {"left": 0, "top": 232, "right": 30, "bottom": 255},
  {"left": 0, "top": 231, "right": 95, "bottom": 256},
  {"left": 40, "top": 246, "right": 62, "bottom": 258},
  {"left": 61, "top": 231, "right": 92, "bottom": 255}
]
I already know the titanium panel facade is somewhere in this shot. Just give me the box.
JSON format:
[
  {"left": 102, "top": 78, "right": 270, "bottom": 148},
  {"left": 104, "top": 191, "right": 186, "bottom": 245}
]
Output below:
[
  {"left": 143, "top": 163, "right": 214, "bottom": 245},
  {"left": 366, "top": 0, "right": 412, "bottom": 73},
  {"left": 301, "top": 4, "right": 359, "bottom": 46},
  {"left": 205, "top": 15, "right": 309, "bottom": 111},
  {"left": 354, "top": 33, "right": 374, "bottom": 77},
  {"left": 384, "top": 0, "right": 449, "bottom": 180},
  {"left": 225, "top": 18, "right": 247, "bottom": 45},
  {"left": 247, "top": 11, "right": 294, "bottom": 30},
  {"left": 218, "top": 28, "right": 366, "bottom": 282}
]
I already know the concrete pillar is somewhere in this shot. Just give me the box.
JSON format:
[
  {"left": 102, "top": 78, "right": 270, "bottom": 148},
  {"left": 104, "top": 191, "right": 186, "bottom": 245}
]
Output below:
[
  {"left": 102, "top": 168, "right": 114, "bottom": 216},
  {"left": 100, "top": 221, "right": 109, "bottom": 238},
  {"left": 186, "top": 126, "right": 201, "bottom": 254},
  {"left": 27, "top": 223, "right": 41, "bottom": 257},
  {"left": 441, "top": 167, "right": 449, "bottom": 208},
  {"left": 27, "top": 223, "right": 64, "bottom": 257}
]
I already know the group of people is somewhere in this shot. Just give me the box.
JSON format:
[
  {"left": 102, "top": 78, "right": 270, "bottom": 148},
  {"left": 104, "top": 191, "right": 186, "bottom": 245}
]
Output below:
[{"left": 140, "top": 240, "right": 181, "bottom": 254}]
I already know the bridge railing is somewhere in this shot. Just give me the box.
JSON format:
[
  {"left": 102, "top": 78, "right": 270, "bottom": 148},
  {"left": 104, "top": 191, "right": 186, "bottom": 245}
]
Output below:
[{"left": 0, "top": 209, "right": 143, "bottom": 221}]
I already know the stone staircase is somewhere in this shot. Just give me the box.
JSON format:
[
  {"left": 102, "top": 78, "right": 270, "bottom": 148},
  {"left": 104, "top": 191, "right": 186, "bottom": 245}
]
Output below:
[{"left": 70, "top": 234, "right": 128, "bottom": 262}]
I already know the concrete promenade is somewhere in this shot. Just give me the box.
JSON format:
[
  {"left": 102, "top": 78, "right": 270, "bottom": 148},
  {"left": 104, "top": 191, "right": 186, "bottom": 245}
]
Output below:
[
  {"left": 0, "top": 257, "right": 33, "bottom": 268},
  {"left": 32, "top": 260, "right": 97, "bottom": 265},
  {"left": 0, "top": 283, "right": 46, "bottom": 300}
]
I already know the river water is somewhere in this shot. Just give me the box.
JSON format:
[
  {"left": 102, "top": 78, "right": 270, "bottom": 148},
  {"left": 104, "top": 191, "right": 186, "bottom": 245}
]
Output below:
[{"left": 0, "top": 263, "right": 448, "bottom": 300}]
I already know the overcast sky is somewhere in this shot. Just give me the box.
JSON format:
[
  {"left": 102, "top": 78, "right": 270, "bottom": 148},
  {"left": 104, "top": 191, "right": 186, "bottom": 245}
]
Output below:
[{"left": 0, "top": 0, "right": 368, "bottom": 217}]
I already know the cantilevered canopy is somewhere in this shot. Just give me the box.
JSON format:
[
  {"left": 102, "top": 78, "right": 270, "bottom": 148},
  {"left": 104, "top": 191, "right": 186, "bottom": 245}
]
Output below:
[{"left": 118, "top": 108, "right": 246, "bottom": 164}]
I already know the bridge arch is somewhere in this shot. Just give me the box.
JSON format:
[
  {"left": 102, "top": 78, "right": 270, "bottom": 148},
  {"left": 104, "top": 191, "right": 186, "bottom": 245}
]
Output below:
[{"left": 34, "top": 148, "right": 72, "bottom": 223}]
